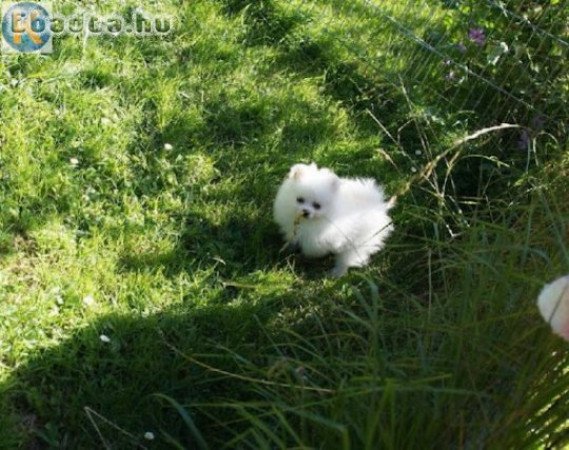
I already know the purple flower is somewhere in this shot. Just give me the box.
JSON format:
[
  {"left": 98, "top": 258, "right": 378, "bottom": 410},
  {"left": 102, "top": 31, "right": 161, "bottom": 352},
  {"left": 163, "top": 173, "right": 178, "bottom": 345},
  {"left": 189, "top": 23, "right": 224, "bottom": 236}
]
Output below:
[
  {"left": 468, "top": 28, "right": 486, "bottom": 46},
  {"left": 531, "top": 115, "right": 545, "bottom": 131},
  {"left": 517, "top": 129, "right": 530, "bottom": 150}
]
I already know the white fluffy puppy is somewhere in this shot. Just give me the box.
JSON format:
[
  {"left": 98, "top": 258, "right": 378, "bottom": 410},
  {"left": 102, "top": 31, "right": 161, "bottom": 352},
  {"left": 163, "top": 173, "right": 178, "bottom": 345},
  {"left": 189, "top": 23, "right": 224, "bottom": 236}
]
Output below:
[{"left": 273, "top": 162, "right": 394, "bottom": 277}]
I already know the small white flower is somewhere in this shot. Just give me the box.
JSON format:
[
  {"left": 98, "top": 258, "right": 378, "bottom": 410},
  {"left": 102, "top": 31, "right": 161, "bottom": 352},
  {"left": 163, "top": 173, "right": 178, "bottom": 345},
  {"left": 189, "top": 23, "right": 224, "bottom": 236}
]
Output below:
[
  {"left": 411, "top": 167, "right": 418, "bottom": 173},
  {"left": 537, "top": 275, "right": 569, "bottom": 341},
  {"left": 144, "top": 431, "right": 155, "bottom": 441},
  {"left": 70, "top": 157, "right": 79, "bottom": 166},
  {"left": 83, "top": 294, "right": 95, "bottom": 307},
  {"left": 52, "top": 287, "right": 63, "bottom": 305},
  {"left": 99, "top": 334, "right": 111, "bottom": 343},
  {"left": 415, "top": 150, "right": 422, "bottom": 156},
  {"left": 164, "top": 143, "right": 173, "bottom": 151}
]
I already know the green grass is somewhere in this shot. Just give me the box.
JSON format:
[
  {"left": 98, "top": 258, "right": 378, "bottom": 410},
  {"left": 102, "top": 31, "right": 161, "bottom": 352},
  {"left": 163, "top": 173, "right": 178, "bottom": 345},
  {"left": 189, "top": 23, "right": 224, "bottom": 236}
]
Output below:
[{"left": 0, "top": 0, "right": 568, "bottom": 448}]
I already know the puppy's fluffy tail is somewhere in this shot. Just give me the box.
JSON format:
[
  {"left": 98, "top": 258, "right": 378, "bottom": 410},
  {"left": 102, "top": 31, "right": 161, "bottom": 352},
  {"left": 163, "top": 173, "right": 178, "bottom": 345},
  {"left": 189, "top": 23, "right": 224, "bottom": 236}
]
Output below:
[{"left": 352, "top": 178, "right": 396, "bottom": 211}]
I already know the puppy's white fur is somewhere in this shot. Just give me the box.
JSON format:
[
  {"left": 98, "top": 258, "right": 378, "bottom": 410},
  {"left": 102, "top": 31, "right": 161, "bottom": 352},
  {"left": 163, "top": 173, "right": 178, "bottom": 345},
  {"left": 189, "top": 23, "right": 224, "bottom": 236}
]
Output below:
[{"left": 273, "top": 163, "right": 394, "bottom": 277}]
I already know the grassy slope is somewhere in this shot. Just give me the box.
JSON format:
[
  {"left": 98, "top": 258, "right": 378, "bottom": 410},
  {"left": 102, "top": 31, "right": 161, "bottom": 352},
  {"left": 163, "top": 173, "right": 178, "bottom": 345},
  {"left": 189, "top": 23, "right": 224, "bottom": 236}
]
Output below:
[{"left": 0, "top": 0, "right": 568, "bottom": 448}]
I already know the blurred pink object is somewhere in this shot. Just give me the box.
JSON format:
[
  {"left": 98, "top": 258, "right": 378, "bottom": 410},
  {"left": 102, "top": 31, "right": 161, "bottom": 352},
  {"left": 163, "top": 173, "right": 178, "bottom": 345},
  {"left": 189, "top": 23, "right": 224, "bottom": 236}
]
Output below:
[{"left": 538, "top": 275, "right": 569, "bottom": 341}]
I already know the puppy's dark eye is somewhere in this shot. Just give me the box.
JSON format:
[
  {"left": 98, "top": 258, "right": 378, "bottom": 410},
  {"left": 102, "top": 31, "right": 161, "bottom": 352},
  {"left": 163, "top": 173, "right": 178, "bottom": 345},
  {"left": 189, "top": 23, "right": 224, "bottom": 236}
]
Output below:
[
  {"left": 313, "top": 202, "right": 321, "bottom": 210},
  {"left": 296, "top": 197, "right": 305, "bottom": 204}
]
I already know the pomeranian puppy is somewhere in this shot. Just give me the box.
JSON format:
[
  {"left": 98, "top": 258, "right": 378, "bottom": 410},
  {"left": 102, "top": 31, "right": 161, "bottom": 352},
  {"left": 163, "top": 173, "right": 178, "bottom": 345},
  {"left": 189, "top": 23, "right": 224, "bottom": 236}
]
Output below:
[{"left": 273, "top": 163, "right": 394, "bottom": 277}]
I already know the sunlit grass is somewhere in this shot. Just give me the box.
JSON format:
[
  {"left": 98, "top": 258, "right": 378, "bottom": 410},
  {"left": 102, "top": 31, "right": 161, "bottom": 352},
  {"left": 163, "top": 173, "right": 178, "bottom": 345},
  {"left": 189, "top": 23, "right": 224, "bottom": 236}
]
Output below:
[{"left": 0, "top": 0, "right": 567, "bottom": 448}]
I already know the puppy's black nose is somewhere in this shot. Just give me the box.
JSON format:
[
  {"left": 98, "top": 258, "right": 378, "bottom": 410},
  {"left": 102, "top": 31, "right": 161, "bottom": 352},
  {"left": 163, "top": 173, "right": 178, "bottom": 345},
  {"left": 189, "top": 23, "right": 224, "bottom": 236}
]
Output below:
[{"left": 302, "top": 209, "right": 310, "bottom": 218}]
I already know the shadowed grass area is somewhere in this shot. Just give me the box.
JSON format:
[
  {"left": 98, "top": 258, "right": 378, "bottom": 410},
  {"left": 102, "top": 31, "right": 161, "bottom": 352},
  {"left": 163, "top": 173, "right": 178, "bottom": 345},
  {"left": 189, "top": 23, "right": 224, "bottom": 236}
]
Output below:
[
  {"left": 2, "top": 194, "right": 568, "bottom": 449},
  {"left": 0, "top": 0, "right": 568, "bottom": 448}
]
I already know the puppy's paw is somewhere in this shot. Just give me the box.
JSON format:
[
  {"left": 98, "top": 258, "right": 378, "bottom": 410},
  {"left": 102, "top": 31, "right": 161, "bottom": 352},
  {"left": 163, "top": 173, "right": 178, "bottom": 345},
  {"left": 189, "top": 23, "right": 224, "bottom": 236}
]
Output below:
[
  {"left": 280, "top": 240, "right": 301, "bottom": 254},
  {"left": 329, "top": 264, "right": 348, "bottom": 278}
]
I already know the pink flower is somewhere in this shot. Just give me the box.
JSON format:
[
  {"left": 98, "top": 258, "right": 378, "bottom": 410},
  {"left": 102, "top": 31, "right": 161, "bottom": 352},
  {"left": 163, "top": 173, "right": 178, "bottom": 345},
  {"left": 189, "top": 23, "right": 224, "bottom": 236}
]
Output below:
[
  {"left": 468, "top": 28, "right": 486, "bottom": 47},
  {"left": 538, "top": 275, "right": 569, "bottom": 341}
]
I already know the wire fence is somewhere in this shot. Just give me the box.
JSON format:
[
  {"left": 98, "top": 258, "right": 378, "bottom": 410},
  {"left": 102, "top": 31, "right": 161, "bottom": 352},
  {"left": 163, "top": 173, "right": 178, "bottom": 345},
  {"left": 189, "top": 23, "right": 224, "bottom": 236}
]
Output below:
[
  {"left": 244, "top": 0, "right": 568, "bottom": 227},
  {"left": 310, "top": 0, "right": 568, "bottom": 123}
]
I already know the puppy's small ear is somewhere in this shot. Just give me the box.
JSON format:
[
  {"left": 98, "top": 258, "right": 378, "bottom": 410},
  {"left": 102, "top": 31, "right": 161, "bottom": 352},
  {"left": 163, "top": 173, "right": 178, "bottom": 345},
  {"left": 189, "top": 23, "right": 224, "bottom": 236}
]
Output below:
[
  {"left": 320, "top": 168, "right": 340, "bottom": 191},
  {"left": 288, "top": 164, "right": 307, "bottom": 180}
]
